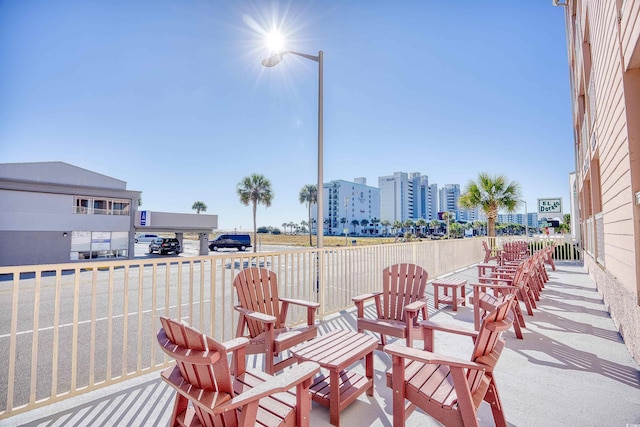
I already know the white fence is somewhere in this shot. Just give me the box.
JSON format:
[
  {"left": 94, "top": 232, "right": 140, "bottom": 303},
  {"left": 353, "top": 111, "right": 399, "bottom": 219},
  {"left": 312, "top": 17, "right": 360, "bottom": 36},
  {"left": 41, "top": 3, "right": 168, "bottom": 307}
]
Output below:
[{"left": 0, "top": 236, "right": 577, "bottom": 418}]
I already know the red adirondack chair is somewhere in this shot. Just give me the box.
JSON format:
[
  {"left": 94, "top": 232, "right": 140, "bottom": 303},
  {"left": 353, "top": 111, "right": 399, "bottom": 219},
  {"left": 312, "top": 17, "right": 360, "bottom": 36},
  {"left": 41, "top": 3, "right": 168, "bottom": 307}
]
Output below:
[
  {"left": 157, "top": 316, "right": 320, "bottom": 427},
  {"left": 352, "top": 263, "right": 429, "bottom": 350},
  {"left": 384, "top": 295, "right": 516, "bottom": 427},
  {"left": 233, "top": 267, "right": 319, "bottom": 375}
]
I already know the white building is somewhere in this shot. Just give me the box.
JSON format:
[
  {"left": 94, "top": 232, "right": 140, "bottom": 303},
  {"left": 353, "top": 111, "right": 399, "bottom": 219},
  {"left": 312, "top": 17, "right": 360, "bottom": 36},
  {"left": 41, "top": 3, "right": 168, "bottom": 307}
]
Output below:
[
  {"left": 316, "top": 179, "right": 381, "bottom": 235},
  {"left": 410, "top": 173, "right": 438, "bottom": 221},
  {"left": 459, "top": 206, "right": 480, "bottom": 222},
  {"left": 498, "top": 213, "right": 526, "bottom": 225},
  {"left": 0, "top": 162, "right": 141, "bottom": 266},
  {"left": 527, "top": 212, "right": 539, "bottom": 230},
  {"left": 378, "top": 172, "right": 413, "bottom": 224},
  {"left": 439, "top": 184, "right": 461, "bottom": 220},
  {"left": 0, "top": 162, "right": 218, "bottom": 266}
]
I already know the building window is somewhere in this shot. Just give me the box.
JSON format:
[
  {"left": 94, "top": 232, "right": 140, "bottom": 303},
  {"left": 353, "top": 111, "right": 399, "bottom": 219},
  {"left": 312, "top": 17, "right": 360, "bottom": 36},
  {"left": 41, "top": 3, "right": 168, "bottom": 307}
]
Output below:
[
  {"left": 74, "top": 197, "right": 90, "bottom": 214},
  {"left": 70, "top": 231, "right": 129, "bottom": 260},
  {"left": 73, "top": 197, "right": 131, "bottom": 216},
  {"left": 111, "top": 200, "right": 131, "bottom": 215},
  {"left": 93, "top": 199, "right": 108, "bottom": 215}
]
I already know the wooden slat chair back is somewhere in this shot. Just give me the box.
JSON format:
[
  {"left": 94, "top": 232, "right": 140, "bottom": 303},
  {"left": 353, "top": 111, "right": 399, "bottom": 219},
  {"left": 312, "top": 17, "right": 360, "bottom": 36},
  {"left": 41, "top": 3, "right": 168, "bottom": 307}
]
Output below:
[
  {"left": 381, "top": 263, "right": 429, "bottom": 321},
  {"left": 353, "top": 263, "right": 429, "bottom": 350},
  {"left": 158, "top": 317, "right": 235, "bottom": 426},
  {"left": 470, "top": 282, "right": 525, "bottom": 339},
  {"left": 157, "top": 316, "right": 320, "bottom": 427},
  {"left": 235, "top": 267, "right": 283, "bottom": 336},
  {"left": 499, "top": 241, "right": 528, "bottom": 264},
  {"left": 233, "top": 268, "right": 319, "bottom": 375},
  {"left": 481, "top": 241, "right": 500, "bottom": 263},
  {"left": 479, "top": 260, "right": 536, "bottom": 317},
  {"left": 384, "top": 295, "right": 515, "bottom": 427}
]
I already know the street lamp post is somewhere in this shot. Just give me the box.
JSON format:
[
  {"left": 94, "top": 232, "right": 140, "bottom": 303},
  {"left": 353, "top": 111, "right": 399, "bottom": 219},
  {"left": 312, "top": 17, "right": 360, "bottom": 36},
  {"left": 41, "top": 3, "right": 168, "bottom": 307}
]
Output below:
[
  {"left": 262, "top": 50, "right": 324, "bottom": 249},
  {"left": 344, "top": 196, "right": 349, "bottom": 246},
  {"left": 524, "top": 201, "right": 528, "bottom": 237}
]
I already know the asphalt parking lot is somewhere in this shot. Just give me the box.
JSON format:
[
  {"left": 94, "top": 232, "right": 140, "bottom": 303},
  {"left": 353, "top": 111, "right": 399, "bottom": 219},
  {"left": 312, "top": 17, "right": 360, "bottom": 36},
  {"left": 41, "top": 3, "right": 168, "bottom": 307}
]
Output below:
[{"left": 134, "top": 240, "right": 298, "bottom": 258}]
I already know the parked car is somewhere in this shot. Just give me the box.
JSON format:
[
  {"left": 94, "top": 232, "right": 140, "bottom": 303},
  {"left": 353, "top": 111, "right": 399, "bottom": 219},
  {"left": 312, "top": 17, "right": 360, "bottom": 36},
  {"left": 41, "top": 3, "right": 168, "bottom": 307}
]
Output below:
[
  {"left": 135, "top": 233, "right": 158, "bottom": 243},
  {"left": 148, "top": 237, "right": 181, "bottom": 255},
  {"left": 208, "top": 234, "right": 251, "bottom": 251}
]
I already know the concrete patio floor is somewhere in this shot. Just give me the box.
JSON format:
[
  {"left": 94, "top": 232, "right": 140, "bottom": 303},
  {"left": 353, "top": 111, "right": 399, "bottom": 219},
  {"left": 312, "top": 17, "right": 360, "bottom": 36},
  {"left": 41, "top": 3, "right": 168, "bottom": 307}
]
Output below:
[{"left": 5, "top": 262, "right": 640, "bottom": 427}]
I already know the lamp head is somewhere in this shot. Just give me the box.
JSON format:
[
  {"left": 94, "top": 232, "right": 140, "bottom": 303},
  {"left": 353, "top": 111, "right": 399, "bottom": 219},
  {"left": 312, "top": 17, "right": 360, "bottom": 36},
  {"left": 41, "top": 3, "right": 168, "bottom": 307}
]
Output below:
[{"left": 262, "top": 54, "right": 283, "bottom": 67}]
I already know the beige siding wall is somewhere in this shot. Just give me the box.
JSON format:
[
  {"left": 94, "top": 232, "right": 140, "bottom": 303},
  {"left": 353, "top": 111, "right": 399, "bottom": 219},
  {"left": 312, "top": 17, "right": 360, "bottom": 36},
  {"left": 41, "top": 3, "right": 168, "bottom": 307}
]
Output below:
[
  {"left": 584, "top": 2, "right": 635, "bottom": 288},
  {"left": 564, "top": 0, "right": 640, "bottom": 362},
  {"left": 621, "top": 0, "right": 640, "bottom": 70}
]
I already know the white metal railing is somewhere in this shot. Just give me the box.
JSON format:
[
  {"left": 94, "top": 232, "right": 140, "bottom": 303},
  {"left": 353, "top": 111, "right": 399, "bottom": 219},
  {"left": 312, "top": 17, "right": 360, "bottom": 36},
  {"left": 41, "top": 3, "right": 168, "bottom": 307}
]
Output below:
[
  {"left": 595, "top": 212, "right": 604, "bottom": 265},
  {"left": 496, "top": 235, "right": 581, "bottom": 262},
  {"left": 585, "top": 216, "right": 594, "bottom": 256},
  {"left": 0, "top": 236, "right": 578, "bottom": 418}
]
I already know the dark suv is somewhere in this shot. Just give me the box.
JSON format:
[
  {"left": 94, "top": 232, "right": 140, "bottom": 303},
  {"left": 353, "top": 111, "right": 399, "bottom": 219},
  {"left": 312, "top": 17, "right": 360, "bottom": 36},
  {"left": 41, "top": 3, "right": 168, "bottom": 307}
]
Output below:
[
  {"left": 208, "top": 234, "right": 252, "bottom": 251},
  {"left": 149, "top": 237, "right": 181, "bottom": 255}
]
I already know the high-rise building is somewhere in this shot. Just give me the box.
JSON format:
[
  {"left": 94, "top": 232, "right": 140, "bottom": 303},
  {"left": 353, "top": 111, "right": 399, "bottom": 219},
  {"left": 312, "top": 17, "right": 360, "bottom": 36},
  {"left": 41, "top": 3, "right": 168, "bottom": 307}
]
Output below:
[
  {"left": 557, "top": 0, "right": 640, "bottom": 359},
  {"left": 527, "top": 212, "right": 539, "bottom": 230},
  {"left": 497, "top": 213, "right": 526, "bottom": 225},
  {"left": 410, "top": 174, "right": 438, "bottom": 221},
  {"left": 438, "top": 184, "right": 460, "bottom": 220},
  {"left": 378, "top": 172, "right": 413, "bottom": 224},
  {"left": 315, "top": 179, "right": 380, "bottom": 235},
  {"left": 459, "top": 206, "right": 480, "bottom": 222}
]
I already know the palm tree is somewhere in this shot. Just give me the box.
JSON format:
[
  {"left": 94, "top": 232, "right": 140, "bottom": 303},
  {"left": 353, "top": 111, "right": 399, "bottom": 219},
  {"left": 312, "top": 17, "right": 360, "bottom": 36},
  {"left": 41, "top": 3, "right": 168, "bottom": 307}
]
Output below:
[
  {"left": 191, "top": 201, "right": 207, "bottom": 214},
  {"left": 404, "top": 219, "right": 414, "bottom": 235},
  {"left": 449, "top": 222, "right": 463, "bottom": 238},
  {"left": 416, "top": 219, "right": 427, "bottom": 236},
  {"left": 430, "top": 219, "right": 440, "bottom": 235},
  {"left": 340, "top": 217, "right": 347, "bottom": 234},
  {"left": 299, "top": 184, "right": 317, "bottom": 246},
  {"left": 393, "top": 220, "right": 403, "bottom": 235},
  {"left": 360, "top": 219, "right": 369, "bottom": 234},
  {"left": 440, "top": 212, "right": 453, "bottom": 239},
  {"left": 237, "top": 174, "right": 273, "bottom": 253},
  {"left": 381, "top": 219, "right": 391, "bottom": 235},
  {"left": 351, "top": 219, "right": 359, "bottom": 234},
  {"left": 458, "top": 173, "right": 522, "bottom": 238},
  {"left": 282, "top": 222, "right": 288, "bottom": 235}
]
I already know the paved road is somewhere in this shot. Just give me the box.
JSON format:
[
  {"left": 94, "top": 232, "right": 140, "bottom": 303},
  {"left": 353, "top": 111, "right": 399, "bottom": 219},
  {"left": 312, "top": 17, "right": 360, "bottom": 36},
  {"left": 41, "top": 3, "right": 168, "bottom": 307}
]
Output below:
[{"left": 0, "top": 242, "right": 337, "bottom": 411}]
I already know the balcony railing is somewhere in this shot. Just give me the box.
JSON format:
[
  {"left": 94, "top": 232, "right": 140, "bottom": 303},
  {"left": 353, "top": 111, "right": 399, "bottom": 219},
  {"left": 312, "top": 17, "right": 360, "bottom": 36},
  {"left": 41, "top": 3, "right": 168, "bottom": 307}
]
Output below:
[{"left": 0, "top": 236, "right": 577, "bottom": 418}]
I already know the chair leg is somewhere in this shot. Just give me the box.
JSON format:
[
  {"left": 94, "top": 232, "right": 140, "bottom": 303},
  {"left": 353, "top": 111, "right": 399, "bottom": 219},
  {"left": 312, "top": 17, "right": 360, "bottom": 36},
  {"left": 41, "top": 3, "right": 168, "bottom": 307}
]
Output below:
[
  {"left": 170, "top": 394, "right": 189, "bottom": 427},
  {"left": 513, "top": 300, "right": 526, "bottom": 329},
  {"left": 484, "top": 376, "right": 508, "bottom": 427},
  {"left": 511, "top": 310, "right": 524, "bottom": 339},
  {"left": 391, "top": 355, "right": 407, "bottom": 427}
]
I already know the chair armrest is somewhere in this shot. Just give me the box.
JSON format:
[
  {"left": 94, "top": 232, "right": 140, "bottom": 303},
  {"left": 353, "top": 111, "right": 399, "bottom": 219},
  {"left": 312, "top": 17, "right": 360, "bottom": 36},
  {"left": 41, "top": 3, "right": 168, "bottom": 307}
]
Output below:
[
  {"left": 352, "top": 292, "right": 382, "bottom": 303},
  {"left": 279, "top": 297, "right": 320, "bottom": 309},
  {"left": 479, "top": 277, "right": 512, "bottom": 285},
  {"left": 419, "top": 320, "right": 478, "bottom": 338},
  {"left": 353, "top": 292, "right": 383, "bottom": 318},
  {"left": 472, "top": 283, "right": 514, "bottom": 292},
  {"left": 403, "top": 299, "right": 427, "bottom": 313},
  {"left": 222, "top": 337, "right": 250, "bottom": 352},
  {"left": 222, "top": 337, "right": 250, "bottom": 376},
  {"left": 214, "top": 361, "right": 320, "bottom": 412},
  {"left": 279, "top": 298, "right": 319, "bottom": 327},
  {"left": 384, "top": 343, "right": 486, "bottom": 371},
  {"left": 234, "top": 306, "right": 277, "bottom": 325}
]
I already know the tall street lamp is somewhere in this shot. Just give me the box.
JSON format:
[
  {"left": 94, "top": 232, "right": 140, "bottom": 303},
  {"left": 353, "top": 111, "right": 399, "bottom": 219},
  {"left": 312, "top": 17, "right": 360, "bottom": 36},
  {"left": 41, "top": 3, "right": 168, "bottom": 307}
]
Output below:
[
  {"left": 524, "top": 201, "right": 529, "bottom": 237},
  {"left": 262, "top": 50, "right": 324, "bottom": 249}
]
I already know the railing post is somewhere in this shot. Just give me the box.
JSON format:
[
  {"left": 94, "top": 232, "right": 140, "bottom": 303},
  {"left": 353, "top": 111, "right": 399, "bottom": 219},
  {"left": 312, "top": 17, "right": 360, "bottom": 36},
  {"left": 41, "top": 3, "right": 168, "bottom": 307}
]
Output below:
[{"left": 318, "top": 249, "right": 326, "bottom": 320}]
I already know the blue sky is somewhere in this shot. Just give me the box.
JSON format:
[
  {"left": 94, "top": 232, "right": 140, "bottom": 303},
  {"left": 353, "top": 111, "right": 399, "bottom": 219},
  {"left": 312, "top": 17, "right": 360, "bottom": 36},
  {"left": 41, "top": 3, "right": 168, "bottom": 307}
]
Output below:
[{"left": 0, "top": 1, "right": 573, "bottom": 231}]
